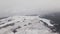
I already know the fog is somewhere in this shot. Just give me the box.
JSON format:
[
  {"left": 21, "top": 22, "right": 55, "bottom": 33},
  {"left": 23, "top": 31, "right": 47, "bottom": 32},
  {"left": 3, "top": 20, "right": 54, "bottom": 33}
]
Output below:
[{"left": 0, "top": 0, "right": 60, "bottom": 17}]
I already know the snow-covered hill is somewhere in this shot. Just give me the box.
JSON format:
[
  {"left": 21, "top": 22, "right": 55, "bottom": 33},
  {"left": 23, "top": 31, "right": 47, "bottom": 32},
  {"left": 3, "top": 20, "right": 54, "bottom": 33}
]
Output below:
[{"left": 0, "top": 16, "right": 58, "bottom": 34}]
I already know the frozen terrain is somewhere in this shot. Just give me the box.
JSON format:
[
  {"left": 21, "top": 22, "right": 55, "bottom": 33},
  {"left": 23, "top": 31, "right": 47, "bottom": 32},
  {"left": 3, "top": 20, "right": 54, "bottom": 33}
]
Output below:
[{"left": 0, "top": 16, "right": 58, "bottom": 34}]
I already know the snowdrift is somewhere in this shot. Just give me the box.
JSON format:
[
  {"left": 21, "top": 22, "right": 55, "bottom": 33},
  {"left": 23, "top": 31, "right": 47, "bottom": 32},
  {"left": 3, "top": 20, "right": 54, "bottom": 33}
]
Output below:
[{"left": 0, "top": 16, "right": 58, "bottom": 34}]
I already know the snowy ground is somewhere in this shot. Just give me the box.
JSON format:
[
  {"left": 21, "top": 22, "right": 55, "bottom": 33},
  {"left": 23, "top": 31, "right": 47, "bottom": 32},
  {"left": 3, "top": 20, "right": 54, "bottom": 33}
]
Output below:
[{"left": 0, "top": 16, "right": 58, "bottom": 34}]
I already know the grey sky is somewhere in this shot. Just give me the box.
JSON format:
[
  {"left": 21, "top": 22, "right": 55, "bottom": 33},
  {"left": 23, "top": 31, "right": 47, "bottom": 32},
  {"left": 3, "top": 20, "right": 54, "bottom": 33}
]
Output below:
[{"left": 0, "top": 0, "right": 60, "bottom": 17}]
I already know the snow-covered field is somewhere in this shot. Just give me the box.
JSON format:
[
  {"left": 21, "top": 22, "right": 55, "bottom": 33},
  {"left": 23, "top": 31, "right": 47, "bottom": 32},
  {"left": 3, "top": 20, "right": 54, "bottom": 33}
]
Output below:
[{"left": 0, "top": 16, "right": 58, "bottom": 34}]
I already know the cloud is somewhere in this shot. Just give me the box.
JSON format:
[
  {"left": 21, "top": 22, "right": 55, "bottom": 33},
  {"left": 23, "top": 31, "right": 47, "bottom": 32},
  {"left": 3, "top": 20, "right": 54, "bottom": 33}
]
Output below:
[{"left": 0, "top": 0, "right": 60, "bottom": 17}]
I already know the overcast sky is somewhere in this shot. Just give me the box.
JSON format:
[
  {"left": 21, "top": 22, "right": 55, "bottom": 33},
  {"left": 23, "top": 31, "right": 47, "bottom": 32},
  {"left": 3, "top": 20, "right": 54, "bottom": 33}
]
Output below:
[{"left": 0, "top": 0, "right": 60, "bottom": 17}]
